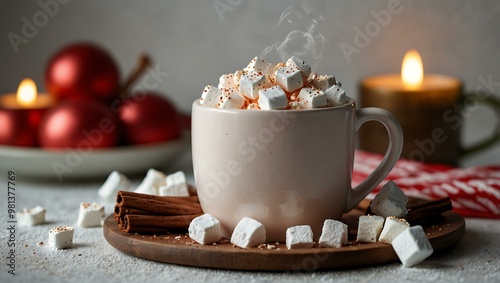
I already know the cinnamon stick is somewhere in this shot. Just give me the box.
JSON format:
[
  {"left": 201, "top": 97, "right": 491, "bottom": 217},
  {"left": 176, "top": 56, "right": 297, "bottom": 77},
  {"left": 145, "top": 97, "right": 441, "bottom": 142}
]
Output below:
[
  {"left": 117, "top": 191, "right": 201, "bottom": 214},
  {"left": 122, "top": 214, "right": 202, "bottom": 233},
  {"left": 118, "top": 195, "right": 202, "bottom": 215},
  {"left": 117, "top": 190, "right": 199, "bottom": 205},
  {"left": 407, "top": 197, "right": 452, "bottom": 212},
  {"left": 114, "top": 205, "right": 149, "bottom": 216},
  {"left": 114, "top": 205, "right": 149, "bottom": 220},
  {"left": 114, "top": 191, "right": 204, "bottom": 234},
  {"left": 405, "top": 197, "right": 452, "bottom": 224}
]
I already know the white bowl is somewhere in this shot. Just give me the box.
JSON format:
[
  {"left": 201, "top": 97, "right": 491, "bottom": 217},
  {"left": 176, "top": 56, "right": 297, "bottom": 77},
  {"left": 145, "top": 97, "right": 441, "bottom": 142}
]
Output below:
[{"left": 0, "top": 134, "right": 190, "bottom": 181}]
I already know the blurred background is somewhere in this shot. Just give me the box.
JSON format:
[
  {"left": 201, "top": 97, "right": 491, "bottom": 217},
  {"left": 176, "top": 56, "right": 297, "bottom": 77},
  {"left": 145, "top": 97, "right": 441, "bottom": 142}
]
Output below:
[{"left": 1, "top": 0, "right": 499, "bottom": 166}]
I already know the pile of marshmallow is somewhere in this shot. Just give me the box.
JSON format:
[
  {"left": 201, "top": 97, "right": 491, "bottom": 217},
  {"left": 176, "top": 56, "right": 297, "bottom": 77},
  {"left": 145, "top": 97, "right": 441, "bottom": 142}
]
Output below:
[
  {"left": 98, "top": 169, "right": 191, "bottom": 200},
  {"left": 17, "top": 168, "right": 189, "bottom": 250},
  {"left": 359, "top": 181, "right": 434, "bottom": 267},
  {"left": 188, "top": 180, "right": 434, "bottom": 268},
  {"left": 201, "top": 56, "right": 350, "bottom": 110},
  {"left": 17, "top": 202, "right": 106, "bottom": 250},
  {"left": 188, "top": 214, "right": 347, "bottom": 251}
]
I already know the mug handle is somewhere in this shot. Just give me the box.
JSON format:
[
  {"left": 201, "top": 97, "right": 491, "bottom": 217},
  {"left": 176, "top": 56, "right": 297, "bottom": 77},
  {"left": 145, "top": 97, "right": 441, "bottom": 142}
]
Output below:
[
  {"left": 344, "top": 108, "right": 404, "bottom": 212},
  {"left": 459, "top": 92, "right": 500, "bottom": 157}
]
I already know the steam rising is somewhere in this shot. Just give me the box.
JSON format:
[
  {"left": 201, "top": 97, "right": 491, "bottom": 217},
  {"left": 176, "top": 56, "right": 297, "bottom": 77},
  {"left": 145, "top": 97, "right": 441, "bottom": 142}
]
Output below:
[{"left": 260, "top": 2, "right": 326, "bottom": 68}]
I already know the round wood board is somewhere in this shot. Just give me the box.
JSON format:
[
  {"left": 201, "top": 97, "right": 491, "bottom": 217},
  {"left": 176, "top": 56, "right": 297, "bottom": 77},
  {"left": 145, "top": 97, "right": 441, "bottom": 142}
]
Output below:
[{"left": 103, "top": 198, "right": 465, "bottom": 271}]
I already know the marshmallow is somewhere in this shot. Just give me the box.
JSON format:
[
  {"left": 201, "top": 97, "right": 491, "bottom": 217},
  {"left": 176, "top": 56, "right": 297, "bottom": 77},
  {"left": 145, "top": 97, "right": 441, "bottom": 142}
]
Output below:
[
  {"left": 233, "top": 70, "right": 243, "bottom": 90},
  {"left": 379, "top": 216, "right": 410, "bottom": 244},
  {"left": 217, "top": 88, "right": 246, "bottom": 109},
  {"left": 318, "top": 219, "right": 348, "bottom": 248},
  {"left": 392, "top": 225, "right": 434, "bottom": 267},
  {"left": 77, "top": 202, "right": 104, "bottom": 227},
  {"left": 247, "top": 103, "right": 260, "bottom": 110},
  {"left": 265, "top": 73, "right": 275, "bottom": 85},
  {"left": 201, "top": 85, "right": 223, "bottom": 107},
  {"left": 239, "top": 71, "right": 272, "bottom": 99},
  {"left": 134, "top": 168, "right": 166, "bottom": 195},
  {"left": 244, "top": 56, "right": 275, "bottom": 75},
  {"left": 370, "top": 181, "right": 408, "bottom": 218},
  {"left": 286, "top": 225, "right": 314, "bottom": 249},
  {"left": 304, "top": 72, "right": 316, "bottom": 87},
  {"left": 258, "top": 85, "right": 288, "bottom": 110},
  {"left": 273, "top": 62, "right": 286, "bottom": 70},
  {"left": 286, "top": 56, "right": 311, "bottom": 81},
  {"left": 18, "top": 206, "right": 46, "bottom": 226},
  {"left": 311, "top": 75, "right": 337, "bottom": 91},
  {"left": 48, "top": 226, "right": 74, "bottom": 249},
  {"left": 217, "top": 73, "right": 235, "bottom": 89},
  {"left": 188, "top": 214, "right": 221, "bottom": 245},
  {"left": 274, "top": 66, "right": 303, "bottom": 93},
  {"left": 297, "top": 87, "right": 327, "bottom": 109},
  {"left": 230, "top": 217, "right": 266, "bottom": 248},
  {"left": 199, "top": 56, "right": 352, "bottom": 111},
  {"left": 159, "top": 171, "right": 190, "bottom": 197},
  {"left": 98, "top": 171, "right": 132, "bottom": 202},
  {"left": 356, "top": 215, "right": 385, "bottom": 243},
  {"left": 289, "top": 101, "right": 301, "bottom": 109},
  {"left": 324, "top": 85, "right": 349, "bottom": 106}
]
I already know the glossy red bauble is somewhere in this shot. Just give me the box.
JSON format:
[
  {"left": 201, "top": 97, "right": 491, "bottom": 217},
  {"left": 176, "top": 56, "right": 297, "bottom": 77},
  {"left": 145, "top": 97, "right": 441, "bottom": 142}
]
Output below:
[
  {"left": 119, "top": 93, "right": 181, "bottom": 145},
  {"left": 0, "top": 108, "right": 45, "bottom": 147},
  {"left": 45, "top": 43, "right": 120, "bottom": 104},
  {"left": 38, "top": 99, "right": 120, "bottom": 149}
]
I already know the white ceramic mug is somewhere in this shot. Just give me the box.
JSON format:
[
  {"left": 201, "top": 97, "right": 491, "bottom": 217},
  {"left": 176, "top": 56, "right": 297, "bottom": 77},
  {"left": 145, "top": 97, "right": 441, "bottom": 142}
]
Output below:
[{"left": 192, "top": 99, "right": 403, "bottom": 241}]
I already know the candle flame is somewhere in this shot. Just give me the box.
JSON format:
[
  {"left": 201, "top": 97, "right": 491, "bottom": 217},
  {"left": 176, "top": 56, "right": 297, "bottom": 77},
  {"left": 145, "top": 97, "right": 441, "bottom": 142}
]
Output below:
[
  {"left": 17, "top": 78, "right": 37, "bottom": 107},
  {"left": 401, "top": 49, "right": 424, "bottom": 89}
]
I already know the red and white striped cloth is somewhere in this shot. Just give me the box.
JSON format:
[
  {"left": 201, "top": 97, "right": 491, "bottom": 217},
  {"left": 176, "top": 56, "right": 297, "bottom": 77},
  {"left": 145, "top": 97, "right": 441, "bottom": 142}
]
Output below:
[{"left": 353, "top": 150, "right": 500, "bottom": 219}]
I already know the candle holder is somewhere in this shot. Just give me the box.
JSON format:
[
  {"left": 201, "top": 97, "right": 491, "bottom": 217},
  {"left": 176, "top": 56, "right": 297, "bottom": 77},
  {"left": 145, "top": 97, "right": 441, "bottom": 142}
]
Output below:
[
  {"left": 0, "top": 107, "right": 46, "bottom": 147},
  {"left": 359, "top": 74, "right": 500, "bottom": 165},
  {"left": 359, "top": 74, "right": 460, "bottom": 164},
  {"left": 0, "top": 79, "right": 54, "bottom": 147},
  {"left": 358, "top": 50, "right": 500, "bottom": 165}
]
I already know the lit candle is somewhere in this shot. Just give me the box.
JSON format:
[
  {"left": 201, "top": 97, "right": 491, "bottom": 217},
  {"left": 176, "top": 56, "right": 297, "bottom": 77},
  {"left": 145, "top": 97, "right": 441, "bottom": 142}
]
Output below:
[
  {"left": 359, "top": 50, "right": 462, "bottom": 165},
  {"left": 0, "top": 79, "right": 54, "bottom": 147}
]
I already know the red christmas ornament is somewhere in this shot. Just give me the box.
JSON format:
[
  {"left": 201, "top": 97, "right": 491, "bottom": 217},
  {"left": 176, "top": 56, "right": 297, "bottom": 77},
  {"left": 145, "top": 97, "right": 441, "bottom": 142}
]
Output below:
[
  {"left": 38, "top": 99, "right": 120, "bottom": 149},
  {"left": 118, "top": 93, "right": 181, "bottom": 145},
  {"left": 0, "top": 108, "right": 44, "bottom": 147},
  {"left": 45, "top": 42, "right": 120, "bottom": 104}
]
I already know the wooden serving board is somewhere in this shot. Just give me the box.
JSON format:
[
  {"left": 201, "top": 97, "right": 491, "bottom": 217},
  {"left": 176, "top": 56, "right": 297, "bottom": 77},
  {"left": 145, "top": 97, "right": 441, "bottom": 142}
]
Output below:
[{"left": 103, "top": 198, "right": 465, "bottom": 271}]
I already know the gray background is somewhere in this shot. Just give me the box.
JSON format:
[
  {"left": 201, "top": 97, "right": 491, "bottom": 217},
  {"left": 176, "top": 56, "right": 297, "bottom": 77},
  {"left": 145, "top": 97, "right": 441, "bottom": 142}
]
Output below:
[{"left": 1, "top": 0, "right": 499, "bottom": 165}]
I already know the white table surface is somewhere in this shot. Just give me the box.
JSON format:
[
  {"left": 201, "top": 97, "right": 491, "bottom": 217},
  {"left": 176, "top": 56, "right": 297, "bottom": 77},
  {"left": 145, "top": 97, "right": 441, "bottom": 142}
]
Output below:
[{"left": 1, "top": 149, "right": 499, "bottom": 283}]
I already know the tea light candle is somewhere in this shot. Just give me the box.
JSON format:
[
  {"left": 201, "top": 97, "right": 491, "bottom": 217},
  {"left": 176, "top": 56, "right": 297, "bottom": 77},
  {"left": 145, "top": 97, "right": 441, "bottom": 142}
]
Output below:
[
  {"left": 359, "top": 50, "right": 462, "bottom": 165},
  {"left": 0, "top": 78, "right": 54, "bottom": 147}
]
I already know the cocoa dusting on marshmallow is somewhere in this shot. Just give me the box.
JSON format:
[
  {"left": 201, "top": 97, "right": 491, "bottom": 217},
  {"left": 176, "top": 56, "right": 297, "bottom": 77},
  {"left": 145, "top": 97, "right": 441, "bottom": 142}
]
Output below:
[{"left": 200, "top": 56, "right": 349, "bottom": 110}]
